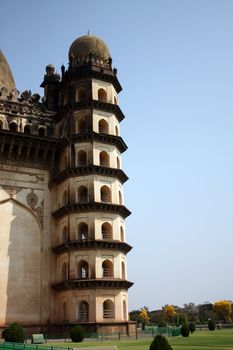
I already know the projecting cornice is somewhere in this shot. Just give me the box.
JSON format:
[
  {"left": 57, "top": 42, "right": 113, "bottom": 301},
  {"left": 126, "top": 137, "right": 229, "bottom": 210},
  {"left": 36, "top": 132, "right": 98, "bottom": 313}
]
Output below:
[
  {"left": 51, "top": 165, "right": 128, "bottom": 186},
  {"left": 52, "top": 239, "right": 132, "bottom": 255},
  {"left": 56, "top": 100, "right": 125, "bottom": 122},
  {"left": 52, "top": 279, "right": 133, "bottom": 292},
  {"left": 52, "top": 202, "right": 131, "bottom": 219}
]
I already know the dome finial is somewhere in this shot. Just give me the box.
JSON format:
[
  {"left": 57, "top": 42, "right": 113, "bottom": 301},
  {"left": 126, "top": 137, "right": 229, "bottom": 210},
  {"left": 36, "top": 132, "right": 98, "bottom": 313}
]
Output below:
[{"left": 87, "top": 29, "right": 90, "bottom": 36}]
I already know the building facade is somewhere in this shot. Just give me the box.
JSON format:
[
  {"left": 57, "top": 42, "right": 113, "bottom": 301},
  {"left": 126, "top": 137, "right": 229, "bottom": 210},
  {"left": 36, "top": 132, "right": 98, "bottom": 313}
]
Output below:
[{"left": 0, "top": 35, "right": 134, "bottom": 334}]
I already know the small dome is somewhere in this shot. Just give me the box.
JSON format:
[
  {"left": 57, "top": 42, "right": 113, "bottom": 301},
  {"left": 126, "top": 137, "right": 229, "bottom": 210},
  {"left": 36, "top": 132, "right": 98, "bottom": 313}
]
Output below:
[
  {"left": 0, "top": 50, "right": 15, "bottom": 91},
  {"left": 69, "top": 35, "right": 110, "bottom": 62}
]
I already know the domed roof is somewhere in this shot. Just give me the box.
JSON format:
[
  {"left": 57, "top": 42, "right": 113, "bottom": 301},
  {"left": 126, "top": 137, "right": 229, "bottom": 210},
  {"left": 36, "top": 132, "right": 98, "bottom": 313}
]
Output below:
[
  {"left": 0, "top": 50, "right": 15, "bottom": 91},
  {"left": 69, "top": 35, "right": 110, "bottom": 62}
]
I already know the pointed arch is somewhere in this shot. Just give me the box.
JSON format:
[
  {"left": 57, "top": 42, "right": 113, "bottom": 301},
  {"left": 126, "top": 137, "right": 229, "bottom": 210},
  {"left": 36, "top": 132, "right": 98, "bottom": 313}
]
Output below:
[
  {"left": 98, "top": 88, "right": 107, "bottom": 102},
  {"left": 103, "top": 299, "right": 114, "bottom": 319}
]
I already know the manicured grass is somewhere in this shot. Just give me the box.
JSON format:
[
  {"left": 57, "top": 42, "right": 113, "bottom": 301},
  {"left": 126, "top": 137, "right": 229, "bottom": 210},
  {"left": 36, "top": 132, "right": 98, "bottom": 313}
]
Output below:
[{"left": 44, "top": 328, "right": 233, "bottom": 350}]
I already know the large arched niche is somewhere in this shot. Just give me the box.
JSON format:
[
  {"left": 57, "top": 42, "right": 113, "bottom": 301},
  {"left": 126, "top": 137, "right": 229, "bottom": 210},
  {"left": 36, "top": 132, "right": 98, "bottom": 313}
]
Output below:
[{"left": 0, "top": 198, "right": 41, "bottom": 325}]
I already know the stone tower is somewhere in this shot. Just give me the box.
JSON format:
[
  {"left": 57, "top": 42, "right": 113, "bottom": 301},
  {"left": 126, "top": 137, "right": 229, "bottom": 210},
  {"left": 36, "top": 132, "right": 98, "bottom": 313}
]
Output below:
[{"left": 0, "top": 35, "right": 134, "bottom": 335}]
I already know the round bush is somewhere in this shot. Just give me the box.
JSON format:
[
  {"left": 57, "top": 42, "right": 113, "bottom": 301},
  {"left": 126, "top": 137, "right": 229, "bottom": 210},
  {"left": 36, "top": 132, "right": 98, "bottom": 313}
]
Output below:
[
  {"left": 181, "top": 324, "right": 190, "bottom": 337},
  {"left": 150, "top": 334, "right": 173, "bottom": 350},
  {"left": 70, "top": 325, "right": 84, "bottom": 342},
  {"left": 3, "top": 323, "right": 25, "bottom": 343},
  {"left": 208, "top": 319, "right": 216, "bottom": 331},
  {"left": 189, "top": 322, "right": 196, "bottom": 334}
]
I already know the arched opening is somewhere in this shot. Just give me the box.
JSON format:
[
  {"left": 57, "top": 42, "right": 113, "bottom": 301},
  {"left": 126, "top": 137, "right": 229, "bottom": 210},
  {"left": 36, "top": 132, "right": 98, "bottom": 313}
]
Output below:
[
  {"left": 114, "top": 96, "right": 117, "bottom": 105},
  {"left": 78, "top": 301, "right": 89, "bottom": 321},
  {"left": 77, "top": 150, "right": 87, "bottom": 166},
  {"left": 38, "top": 127, "right": 46, "bottom": 136},
  {"left": 123, "top": 300, "right": 127, "bottom": 320},
  {"left": 78, "top": 260, "right": 89, "bottom": 279},
  {"left": 78, "top": 186, "right": 88, "bottom": 203},
  {"left": 62, "top": 302, "right": 67, "bottom": 322},
  {"left": 121, "top": 261, "right": 126, "bottom": 279},
  {"left": 99, "top": 151, "right": 109, "bottom": 167},
  {"left": 76, "top": 87, "right": 87, "bottom": 102},
  {"left": 62, "top": 226, "right": 68, "bottom": 242},
  {"left": 102, "top": 259, "right": 113, "bottom": 278},
  {"left": 9, "top": 122, "right": 17, "bottom": 132},
  {"left": 0, "top": 120, "right": 3, "bottom": 129},
  {"left": 120, "top": 226, "right": 124, "bottom": 242},
  {"left": 103, "top": 299, "right": 114, "bottom": 319},
  {"left": 24, "top": 125, "right": 31, "bottom": 134},
  {"left": 100, "top": 185, "right": 111, "bottom": 203},
  {"left": 62, "top": 262, "right": 68, "bottom": 280},
  {"left": 101, "top": 222, "right": 113, "bottom": 240},
  {"left": 98, "top": 88, "right": 107, "bottom": 102},
  {"left": 116, "top": 157, "right": 120, "bottom": 169},
  {"left": 77, "top": 118, "right": 87, "bottom": 134},
  {"left": 98, "top": 119, "right": 109, "bottom": 134},
  {"left": 119, "top": 191, "right": 123, "bottom": 205},
  {"left": 62, "top": 190, "right": 68, "bottom": 206},
  {"left": 78, "top": 222, "right": 88, "bottom": 241},
  {"left": 115, "top": 125, "right": 119, "bottom": 136}
]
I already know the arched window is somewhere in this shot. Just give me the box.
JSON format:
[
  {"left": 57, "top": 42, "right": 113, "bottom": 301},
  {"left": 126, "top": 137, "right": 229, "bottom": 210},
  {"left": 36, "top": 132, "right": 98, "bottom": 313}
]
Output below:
[
  {"left": 119, "top": 191, "right": 123, "bottom": 205},
  {"left": 103, "top": 299, "right": 114, "bottom": 319},
  {"left": 98, "top": 119, "right": 109, "bottom": 134},
  {"left": 77, "top": 118, "right": 87, "bottom": 134},
  {"left": 99, "top": 151, "right": 109, "bottom": 167},
  {"left": 101, "top": 222, "right": 112, "bottom": 240},
  {"left": 76, "top": 87, "right": 87, "bottom": 102},
  {"left": 120, "top": 226, "right": 124, "bottom": 242},
  {"left": 98, "top": 88, "right": 107, "bottom": 102},
  {"left": 116, "top": 157, "right": 120, "bottom": 169},
  {"left": 78, "top": 301, "right": 89, "bottom": 321},
  {"left": 114, "top": 96, "right": 117, "bottom": 105},
  {"left": 121, "top": 261, "right": 126, "bottom": 279},
  {"left": 78, "top": 260, "right": 89, "bottom": 279},
  {"left": 62, "top": 190, "right": 68, "bottom": 206},
  {"left": 115, "top": 125, "right": 119, "bottom": 136},
  {"left": 62, "top": 302, "right": 67, "bottom": 322},
  {"left": 78, "top": 222, "right": 88, "bottom": 241},
  {"left": 62, "top": 226, "right": 68, "bottom": 242},
  {"left": 62, "top": 262, "right": 68, "bottom": 280},
  {"left": 123, "top": 300, "right": 127, "bottom": 320},
  {"left": 100, "top": 185, "right": 111, "bottom": 203},
  {"left": 38, "top": 127, "right": 46, "bottom": 136},
  {"left": 102, "top": 259, "right": 113, "bottom": 278},
  {"left": 78, "top": 186, "right": 88, "bottom": 203},
  {"left": 77, "top": 150, "right": 87, "bottom": 166},
  {"left": 9, "top": 122, "right": 17, "bottom": 132},
  {"left": 0, "top": 120, "right": 3, "bottom": 129},
  {"left": 24, "top": 125, "right": 31, "bottom": 134}
]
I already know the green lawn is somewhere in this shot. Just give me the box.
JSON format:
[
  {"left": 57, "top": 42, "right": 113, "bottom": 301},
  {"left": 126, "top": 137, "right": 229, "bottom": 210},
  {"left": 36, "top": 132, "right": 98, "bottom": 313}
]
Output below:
[{"left": 44, "top": 329, "right": 233, "bottom": 350}]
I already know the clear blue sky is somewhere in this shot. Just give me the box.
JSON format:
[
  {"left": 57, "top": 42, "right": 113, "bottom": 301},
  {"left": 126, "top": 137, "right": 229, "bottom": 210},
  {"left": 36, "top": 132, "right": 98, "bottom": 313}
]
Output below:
[{"left": 2, "top": 0, "right": 233, "bottom": 311}]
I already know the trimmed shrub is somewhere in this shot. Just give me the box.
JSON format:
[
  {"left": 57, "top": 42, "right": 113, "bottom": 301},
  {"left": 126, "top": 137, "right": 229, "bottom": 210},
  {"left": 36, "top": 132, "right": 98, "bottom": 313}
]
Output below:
[
  {"left": 208, "top": 319, "right": 216, "bottom": 331},
  {"left": 189, "top": 322, "right": 196, "bottom": 334},
  {"left": 181, "top": 324, "right": 190, "bottom": 337},
  {"left": 158, "top": 321, "right": 167, "bottom": 327},
  {"left": 150, "top": 334, "right": 173, "bottom": 350},
  {"left": 70, "top": 325, "right": 84, "bottom": 342},
  {"left": 3, "top": 323, "right": 25, "bottom": 343}
]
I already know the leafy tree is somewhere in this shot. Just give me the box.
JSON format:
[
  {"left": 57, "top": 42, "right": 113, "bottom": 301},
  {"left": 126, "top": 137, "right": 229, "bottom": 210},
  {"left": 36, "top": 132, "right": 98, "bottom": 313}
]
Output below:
[
  {"left": 149, "top": 334, "right": 173, "bottom": 350},
  {"left": 181, "top": 324, "right": 190, "bottom": 337},
  {"left": 3, "top": 323, "right": 25, "bottom": 343},
  {"left": 139, "top": 307, "right": 150, "bottom": 329},
  {"left": 164, "top": 305, "right": 176, "bottom": 325},
  {"left": 208, "top": 319, "right": 216, "bottom": 331},
  {"left": 189, "top": 322, "right": 196, "bottom": 334},
  {"left": 213, "top": 301, "right": 232, "bottom": 323},
  {"left": 198, "top": 303, "right": 214, "bottom": 324},
  {"left": 70, "top": 325, "right": 84, "bottom": 342}
]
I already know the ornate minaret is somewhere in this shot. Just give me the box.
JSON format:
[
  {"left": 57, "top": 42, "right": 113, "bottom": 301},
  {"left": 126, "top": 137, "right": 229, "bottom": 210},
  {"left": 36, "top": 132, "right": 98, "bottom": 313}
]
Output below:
[{"left": 50, "top": 35, "right": 133, "bottom": 334}]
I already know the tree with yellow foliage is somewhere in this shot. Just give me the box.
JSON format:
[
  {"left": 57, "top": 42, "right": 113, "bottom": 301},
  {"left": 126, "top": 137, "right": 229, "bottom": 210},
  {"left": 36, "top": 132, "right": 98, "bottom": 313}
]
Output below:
[
  {"left": 164, "top": 305, "right": 177, "bottom": 325},
  {"left": 139, "top": 307, "right": 150, "bottom": 329},
  {"left": 213, "top": 300, "right": 232, "bottom": 323}
]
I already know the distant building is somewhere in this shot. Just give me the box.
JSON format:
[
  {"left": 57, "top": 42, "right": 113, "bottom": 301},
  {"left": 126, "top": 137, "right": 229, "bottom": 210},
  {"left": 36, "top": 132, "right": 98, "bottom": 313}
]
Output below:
[{"left": 0, "top": 35, "right": 134, "bottom": 335}]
